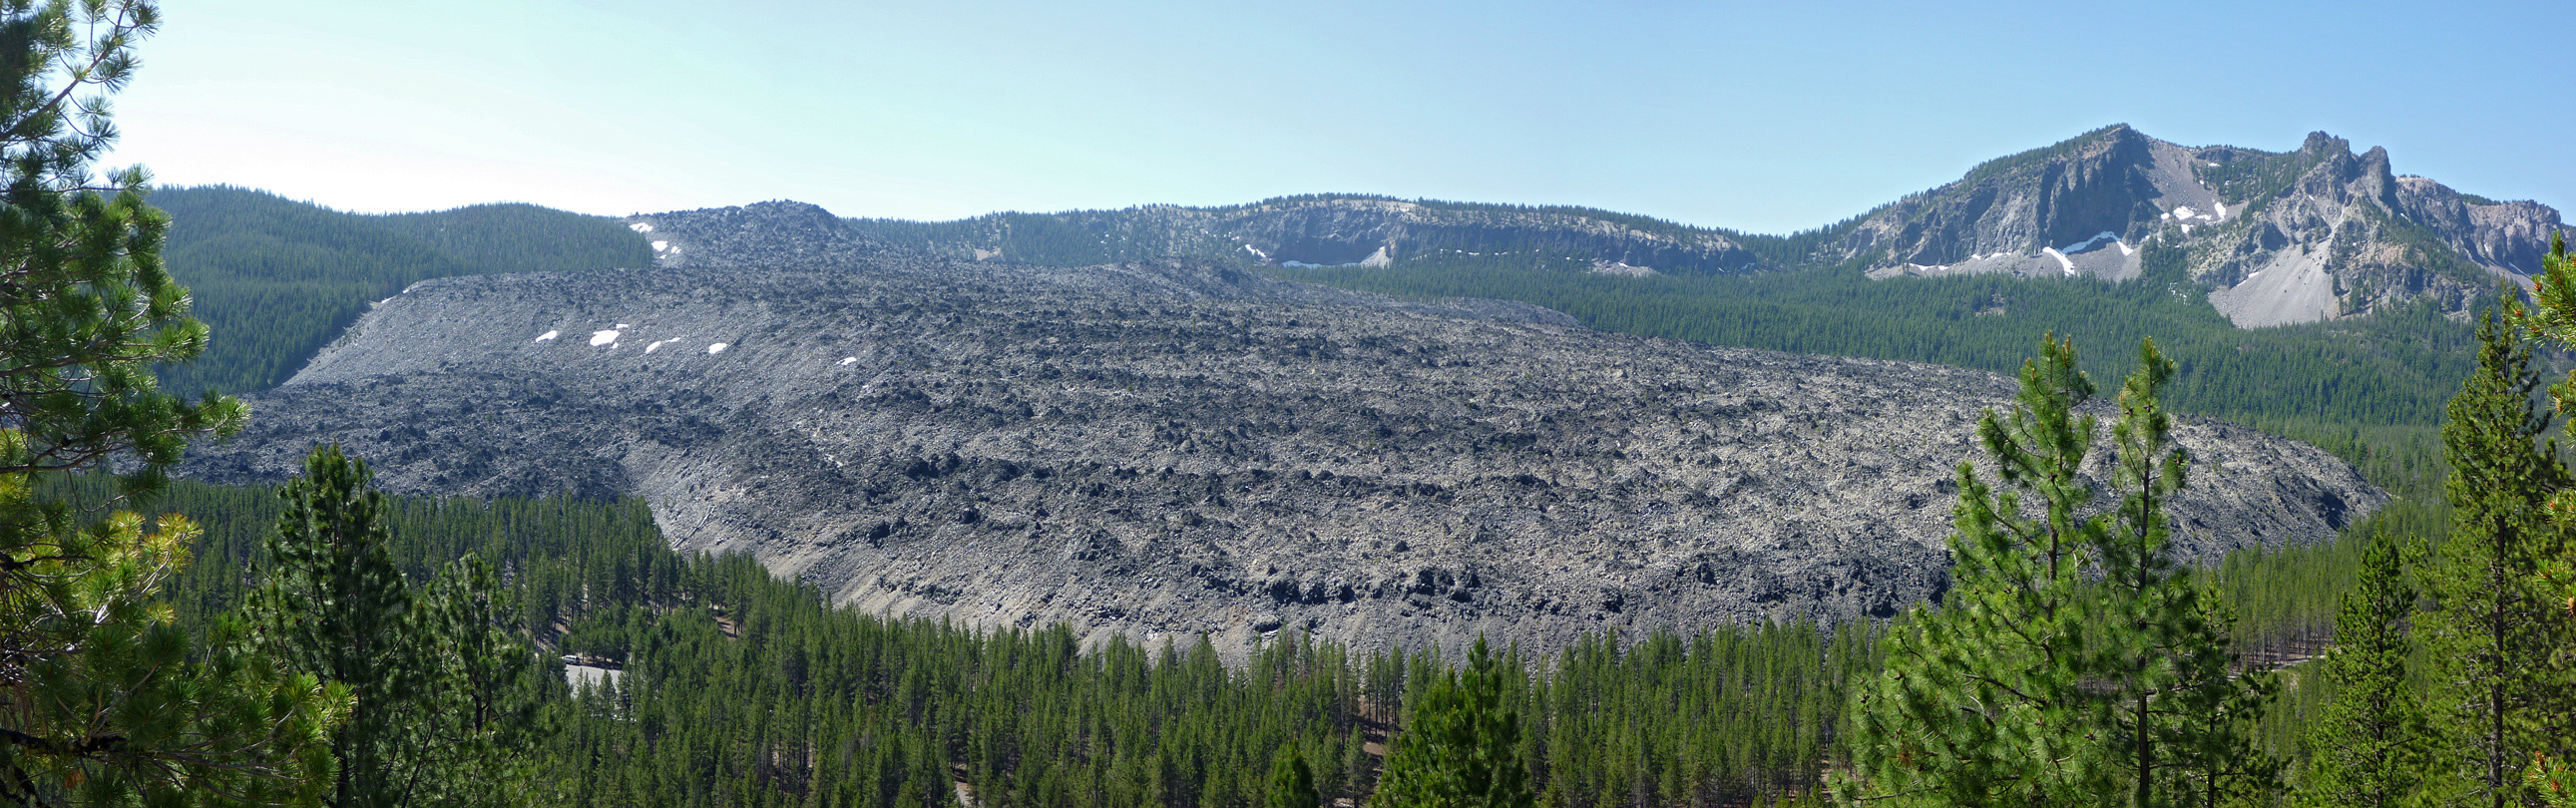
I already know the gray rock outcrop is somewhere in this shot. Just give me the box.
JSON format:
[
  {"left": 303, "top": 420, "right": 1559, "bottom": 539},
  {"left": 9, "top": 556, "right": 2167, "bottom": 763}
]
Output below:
[{"left": 1819, "top": 126, "right": 2561, "bottom": 326}]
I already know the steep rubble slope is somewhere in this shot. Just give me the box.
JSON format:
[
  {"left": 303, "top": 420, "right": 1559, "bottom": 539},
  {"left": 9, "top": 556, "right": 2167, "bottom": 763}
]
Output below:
[{"left": 184, "top": 202, "right": 2385, "bottom": 659}]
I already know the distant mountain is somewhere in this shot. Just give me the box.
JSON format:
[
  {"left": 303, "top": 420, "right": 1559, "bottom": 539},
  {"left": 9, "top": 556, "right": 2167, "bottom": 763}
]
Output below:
[
  {"left": 848, "top": 195, "right": 1778, "bottom": 275},
  {"left": 847, "top": 126, "right": 2561, "bottom": 327},
  {"left": 153, "top": 186, "right": 653, "bottom": 395},
  {"left": 1830, "top": 126, "right": 2560, "bottom": 326}
]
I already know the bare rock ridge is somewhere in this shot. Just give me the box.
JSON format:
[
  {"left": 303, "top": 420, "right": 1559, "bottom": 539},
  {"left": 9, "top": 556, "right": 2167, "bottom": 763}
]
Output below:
[
  {"left": 185, "top": 202, "right": 2386, "bottom": 659},
  {"left": 845, "top": 126, "right": 2560, "bottom": 328},
  {"left": 1841, "top": 126, "right": 2561, "bottom": 327},
  {"left": 848, "top": 197, "right": 1766, "bottom": 275}
]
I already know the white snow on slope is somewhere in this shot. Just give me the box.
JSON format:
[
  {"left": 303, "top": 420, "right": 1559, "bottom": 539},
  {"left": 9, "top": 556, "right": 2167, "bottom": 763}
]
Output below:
[
  {"left": 707, "top": 343, "right": 728, "bottom": 355},
  {"left": 2061, "top": 231, "right": 2121, "bottom": 253},
  {"left": 838, "top": 357, "right": 858, "bottom": 366},
  {"left": 651, "top": 240, "right": 670, "bottom": 251},
  {"left": 644, "top": 339, "right": 674, "bottom": 354},
  {"left": 629, "top": 221, "right": 652, "bottom": 233},
  {"left": 535, "top": 330, "right": 560, "bottom": 342},
  {"left": 590, "top": 330, "right": 620, "bottom": 347},
  {"left": 2042, "top": 247, "right": 2075, "bottom": 276}
]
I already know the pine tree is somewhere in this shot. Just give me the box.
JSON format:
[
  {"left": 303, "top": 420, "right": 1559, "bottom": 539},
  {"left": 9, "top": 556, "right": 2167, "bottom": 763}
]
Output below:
[
  {"left": 2420, "top": 309, "right": 2576, "bottom": 808},
  {"left": 1267, "top": 744, "right": 1319, "bottom": 808},
  {"left": 406, "top": 554, "right": 552, "bottom": 807},
  {"left": 252, "top": 444, "right": 419, "bottom": 808},
  {"left": 2297, "top": 529, "right": 2431, "bottom": 808},
  {"left": 0, "top": 1, "right": 338, "bottom": 803},
  {"left": 1374, "top": 637, "right": 1533, "bottom": 808},
  {"left": 2093, "top": 339, "right": 2279, "bottom": 808},
  {"left": 251, "top": 444, "right": 550, "bottom": 808},
  {"left": 1836, "top": 335, "right": 2111, "bottom": 806},
  {"left": 1836, "top": 337, "right": 2276, "bottom": 808},
  {"left": 2514, "top": 232, "right": 2576, "bottom": 808}
]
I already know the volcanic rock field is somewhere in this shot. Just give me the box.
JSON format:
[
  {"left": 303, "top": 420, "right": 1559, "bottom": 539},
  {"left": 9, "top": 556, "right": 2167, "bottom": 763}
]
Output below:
[{"left": 182, "top": 202, "right": 2386, "bottom": 659}]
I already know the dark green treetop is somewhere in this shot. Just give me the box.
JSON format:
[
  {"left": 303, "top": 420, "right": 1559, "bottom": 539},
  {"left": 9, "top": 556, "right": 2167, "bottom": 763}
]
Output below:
[{"left": 1373, "top": 636, "right": 1533, "bottom": 808}]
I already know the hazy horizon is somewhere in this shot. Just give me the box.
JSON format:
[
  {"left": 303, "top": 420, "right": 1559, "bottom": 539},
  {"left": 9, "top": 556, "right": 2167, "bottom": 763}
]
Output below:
[{"left": 109, "top": 1, "right": 2573, "bottom": 233}]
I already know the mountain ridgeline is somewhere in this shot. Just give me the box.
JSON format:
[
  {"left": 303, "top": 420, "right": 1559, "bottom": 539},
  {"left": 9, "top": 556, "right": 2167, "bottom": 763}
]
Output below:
[
  {"left": 154, "top": 186, "right": 654, "bottom": 395},
  {"left": 847, "top": 126, "right": 2559, "bottom": 328},
  {"left": 177, "top": 201, "right": 2384, "bottom": 660}
]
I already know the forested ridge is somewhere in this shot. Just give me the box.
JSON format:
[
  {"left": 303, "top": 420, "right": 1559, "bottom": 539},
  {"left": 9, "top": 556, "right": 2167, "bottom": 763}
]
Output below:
[{"left": 153, "top": 185, "right": 653, "bottom": 395}]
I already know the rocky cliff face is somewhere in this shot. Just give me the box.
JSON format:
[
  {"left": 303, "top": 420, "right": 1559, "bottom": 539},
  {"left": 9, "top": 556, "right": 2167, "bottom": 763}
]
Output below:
[
  {"left": 184, "top": 202, "right": 2386, "bottom": 660},
  {"left": 1811, "top": 126, "right": 2559, "bottom": 326}
]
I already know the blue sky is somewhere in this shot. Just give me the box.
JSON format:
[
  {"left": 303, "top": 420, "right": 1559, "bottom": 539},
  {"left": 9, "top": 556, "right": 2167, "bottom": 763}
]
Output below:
[{"left": 111, "top": 0, "right": 2571, "bottom": 233}]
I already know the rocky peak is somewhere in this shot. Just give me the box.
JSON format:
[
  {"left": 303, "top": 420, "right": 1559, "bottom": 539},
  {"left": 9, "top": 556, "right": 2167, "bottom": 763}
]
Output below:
[
  {"left": 630, "top": 201, "right": 883, "bottom": 268},
  {"left": 1852, "top": 127, "right": 2560, "bottom": 326}
]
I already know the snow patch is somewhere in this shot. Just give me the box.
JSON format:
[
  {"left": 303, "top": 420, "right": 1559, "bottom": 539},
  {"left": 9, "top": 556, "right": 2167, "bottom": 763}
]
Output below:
[
  {"left": 838, "top": 356, "right": 858, "bottom": 366},
  {"left": 2061, "top": 230, "right": 2121, "bottom": 253},
  {"left": 2181, "top": 223, "right": 2194, "bottom": 234},
  {"left": 535, "top": 330, "right": 560, "bottom": 342},
  {"left": 629, "top": 221, "right": 653, "bottom": 233},
  {"left": 706, "top": 343, "right": 728, "bottom": 355},
  {"left": 644, "top": 339, "right": 675, "bottom": 354},
  {"left": 2117, "top": 240, "right": 2135, "bottom": 256},
  {"left": 589, "top": 330, "right": 620, "bottom": 347},
  {"left": 2041, "top": 247, "right": 2075, "bottom": 276},
  {"left": 2172, "top": 204, "right": 2198, "bottom": 219},
  {"left": 651, "top": 240, "right": 670, "bottom": 251},
  {"left": 1242, "top": 244, "right": 1268, "bottom": 259},
  {"left": 616, "top": 323, "right": 631, "bottom": 329}
]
